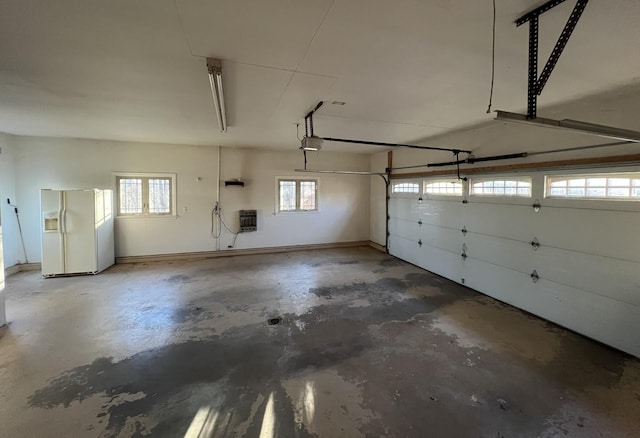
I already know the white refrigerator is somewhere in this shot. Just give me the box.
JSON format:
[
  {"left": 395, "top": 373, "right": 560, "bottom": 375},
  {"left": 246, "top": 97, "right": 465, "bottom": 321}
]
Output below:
[{"left": 41, "top": 189, "right": 115, "bottom": 277}]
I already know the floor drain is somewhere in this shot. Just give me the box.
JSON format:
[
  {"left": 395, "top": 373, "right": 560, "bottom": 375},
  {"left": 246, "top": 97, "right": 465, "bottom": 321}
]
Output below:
[{"left": 268, "top": 317, "right": 282, "bottom": 326}]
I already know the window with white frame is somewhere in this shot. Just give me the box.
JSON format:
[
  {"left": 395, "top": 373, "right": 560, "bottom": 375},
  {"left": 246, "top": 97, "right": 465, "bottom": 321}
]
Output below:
[
  {"left": 424, "top": 180, "right": 464, "bottom": 195},
  {"left": 115, "top": 173, "right": 176, "bottom": 216},
  {"left": 278, "top": 179, "right": 317, "bottom": 212},
  {"left": 470, "top": 177, "right": 532, "bottom": 197},
  {"left": 392, "top": 182, "right": 420, "bottom": 194},
  {"left": 545, "top": 173, "right": 640, "bottom": 200}
]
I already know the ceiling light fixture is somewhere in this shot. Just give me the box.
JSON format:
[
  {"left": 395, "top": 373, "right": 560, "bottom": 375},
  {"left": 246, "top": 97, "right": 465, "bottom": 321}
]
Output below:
[
  {"left": 495, "top": 111, "right": 640, "bottom": 143},
  {"left": 300, "top": 136, "right": 323, "bottom": 151},
  {"left": 206, "top": 58, "right": 227, "bottom": 133}
]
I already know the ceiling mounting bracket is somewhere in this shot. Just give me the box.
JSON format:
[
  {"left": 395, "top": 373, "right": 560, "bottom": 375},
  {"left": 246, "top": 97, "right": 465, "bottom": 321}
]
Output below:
[
  {"left": 517, "top": 0, "right": 590, "bottom": 119},
  {"left": 304, "top": 101, "right": 324, "bottom": 137},
  {"left": 455, "top": 152, "right": 467, "bottom": 182}
]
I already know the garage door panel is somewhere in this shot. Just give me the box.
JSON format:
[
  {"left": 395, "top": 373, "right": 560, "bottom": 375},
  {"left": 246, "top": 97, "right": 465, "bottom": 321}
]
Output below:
[
  {"left": 464, "top": 233, "right": 535, "bottom": 275},
  {"left": 533, "top": 246, "right": 640, "bottom": 306},
  {"left": 415, "top": 244, "right": 462, "bottom": 284},
  {"left": 532, "top": 278, "right": 640, "bottom": 357},
  {"left": 388, "top": 234, "right": 422, "bottom": 267},
  {"left": 462, "top": 258, "right": 535, "bottom": 309},
  {"left": 463, "top": 258, "right": 640, "bottom": 357},
  {"left": 463, "top": 202, "right": 535, "bottom": 242},
  {"left": 389, "top": 218, "right": 418, "bottom": 241},
  {"left": 389, "top": 197, "right": 420, "bottom": 222},
  {"left": 531, "top": 208, "right": 640, "bottom": 263},
  {"left": 416, "top": 201, "right": 467, "bottom": 230},
  {"left": 389, "top": 169, "right": 640, "bottom": 358},
  {"left": 418, "top": 224, "right": 463, "bottom": 255}
]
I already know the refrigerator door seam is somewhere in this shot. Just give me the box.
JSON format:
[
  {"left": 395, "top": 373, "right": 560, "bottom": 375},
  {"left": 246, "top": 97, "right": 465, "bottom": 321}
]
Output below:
[{"left": 61, "top": 192, "right": 67, "bottom": 274}]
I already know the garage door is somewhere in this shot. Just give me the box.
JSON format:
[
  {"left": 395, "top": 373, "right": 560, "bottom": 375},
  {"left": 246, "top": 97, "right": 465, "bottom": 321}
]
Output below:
[{"left": 388, "top": 170, "right": 640, "bottom": 358}]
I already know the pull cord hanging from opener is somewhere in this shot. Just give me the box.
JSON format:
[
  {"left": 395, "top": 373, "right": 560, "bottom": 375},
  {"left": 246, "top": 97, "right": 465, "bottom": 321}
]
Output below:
[{"left": 486, "top": 0, "right": 497, "bottom": 113}]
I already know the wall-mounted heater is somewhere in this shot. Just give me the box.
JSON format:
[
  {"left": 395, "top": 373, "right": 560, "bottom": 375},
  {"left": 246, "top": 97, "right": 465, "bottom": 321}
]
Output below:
[{"left": 239, "top": 210, "right": 257, "bottom": 232}]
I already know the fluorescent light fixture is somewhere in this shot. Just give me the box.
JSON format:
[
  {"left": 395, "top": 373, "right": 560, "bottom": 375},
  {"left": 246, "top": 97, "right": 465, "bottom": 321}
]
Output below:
[
  {"left": 300, "top": 136, "right": 323, "bottom": 151},
  {"left": 495, "top": 111, "right": 640, "bottom": 143},
  {"left": 207, "top": 58, "right": 227, "bottom": 133}
]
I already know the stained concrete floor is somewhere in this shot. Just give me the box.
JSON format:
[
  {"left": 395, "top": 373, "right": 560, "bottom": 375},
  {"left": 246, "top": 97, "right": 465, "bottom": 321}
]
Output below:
[{"left": 0, "top": 247, "right": 639, "bottom": 438}]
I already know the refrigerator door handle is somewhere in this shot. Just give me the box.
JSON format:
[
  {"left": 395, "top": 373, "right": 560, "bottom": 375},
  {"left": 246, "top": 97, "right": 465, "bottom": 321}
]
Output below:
[{"left": 60, "top": 192, "right": 67, "bottom": 273}]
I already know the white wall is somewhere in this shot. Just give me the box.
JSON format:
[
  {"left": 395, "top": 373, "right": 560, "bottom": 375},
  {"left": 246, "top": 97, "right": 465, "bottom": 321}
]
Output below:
[
  {"left": 217, "top": 148, "right": 370, "bottom": 249},
  {"left": 0, "top": 133, "right": 19, "bottom": 268},
  {"left": 0, "top": 220, "right": 4, "bottom": 326},
  {"left": 12, "top": 136, "right": 370, "bottom": 260},
  {"left": 369, "top": 153, "right": 388, "bottom": 247},
  {"left": 13, "top": 136, "right": 219, "bottom": 259}
]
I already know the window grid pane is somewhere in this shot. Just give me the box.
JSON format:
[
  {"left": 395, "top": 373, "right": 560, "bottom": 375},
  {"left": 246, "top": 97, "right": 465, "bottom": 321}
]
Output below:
[
  {"left": 279, "top": 181, "right": 297, "bottom": 211},
  {"left": 119, "top": 178, "right": 143, "bottom": 214},
  {"left": 392, "top": 183, "right": 419, "bottom": 193},
  {"left": 300, "top": 181, "right": 316, "bottom": 210},
  {"left": 278, "top": 179, "right": 318, "bottom": 212},
  {"left": 424, "top": 181, "right": 463, "bottom": 195},
  {"left": 471, "top": 179, "right": 531, "bottom": 197},
  {"left": 546, "top": 174, "right": 640, "bottom": 200},
  {"left": 148, "top": 178, "right": 171, "bottom": 214}
]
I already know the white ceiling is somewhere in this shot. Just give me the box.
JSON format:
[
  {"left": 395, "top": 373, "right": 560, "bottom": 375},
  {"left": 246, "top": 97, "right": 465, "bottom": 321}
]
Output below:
[{"left": 1, "top": 0, "right": 639, "bottom": 153}]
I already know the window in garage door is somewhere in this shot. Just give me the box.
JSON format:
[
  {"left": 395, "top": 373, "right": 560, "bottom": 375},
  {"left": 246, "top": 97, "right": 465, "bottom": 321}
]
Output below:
[
  {"left": 424, "top": 180, "right": 464, "bottom": 196},
  {"left": 545, "top": 173, "right": 640, "bottom": 200},
  {"left": 392, "top": 182, "right": 420, "bottom": 194},
  {"left": 470, "top": 177, "right": 532, "bottom": 197}
]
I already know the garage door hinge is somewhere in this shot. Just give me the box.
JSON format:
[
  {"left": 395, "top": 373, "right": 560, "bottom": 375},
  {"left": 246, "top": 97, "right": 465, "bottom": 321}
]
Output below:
[
  {"left": 532, "top": 200, "right": 542, "bottom": 212},
  {"left": 531, "top": 270, "right": 540, "bottom": 283},
  {"left": 530, "top": 238, "right": 540, "bottom": 250},
  {"left": 461, "top": 226, "right": 467, "bottom": 235}
]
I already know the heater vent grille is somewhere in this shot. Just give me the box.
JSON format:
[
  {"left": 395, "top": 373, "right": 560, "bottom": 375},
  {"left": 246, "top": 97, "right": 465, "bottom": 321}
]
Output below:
[{"left": 239, "top": 210, "right": 257, "bottom": 232}]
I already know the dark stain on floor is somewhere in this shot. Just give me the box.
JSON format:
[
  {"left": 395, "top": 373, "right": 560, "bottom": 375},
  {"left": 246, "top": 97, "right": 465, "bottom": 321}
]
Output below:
[
  {"left": 308, "top": 272, "right": 462, "bottom": 303},
  {"left": 172, "top": 305, "right": 216, "bottom": 324},
  {"left": 27, "top": 270, "right": 635, "bottom": 437},
  {"left": 164, "top": 274, "right": 191, "bottom": 284}
]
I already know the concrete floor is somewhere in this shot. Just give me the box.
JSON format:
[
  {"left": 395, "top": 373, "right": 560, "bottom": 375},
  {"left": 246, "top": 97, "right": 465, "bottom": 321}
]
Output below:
[{"left": 0, "top": 247, "right": 639, "bottom": 438}]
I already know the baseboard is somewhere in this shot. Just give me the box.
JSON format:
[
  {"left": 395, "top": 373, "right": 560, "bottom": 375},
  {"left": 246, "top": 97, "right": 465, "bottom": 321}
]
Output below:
[
  {"left": 5, "top": 262, "right": 41, "bottom": 277},
  {"left": 368, "top": 240, "right": 387, "bottom": 253},
  {"left": 115, "top": 241, "right": 371, "bottom": 264},
  {"left": 3, "top": 243, "right": 375, "bottom": 273},
  {"left": 4, "top": 264, "right": 21, "bottom": 277}
]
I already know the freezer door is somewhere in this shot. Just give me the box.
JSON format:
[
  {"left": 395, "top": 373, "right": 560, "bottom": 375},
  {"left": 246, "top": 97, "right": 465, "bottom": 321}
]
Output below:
[
  {"left": 95, "top": 190, "right": 115, "bottom": 272},
  {"left": 64, "top": 190, "right": 98, "bottom": 274},
  {"left": 41, "top": 190, "right": 65, "bottom": 276}
]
